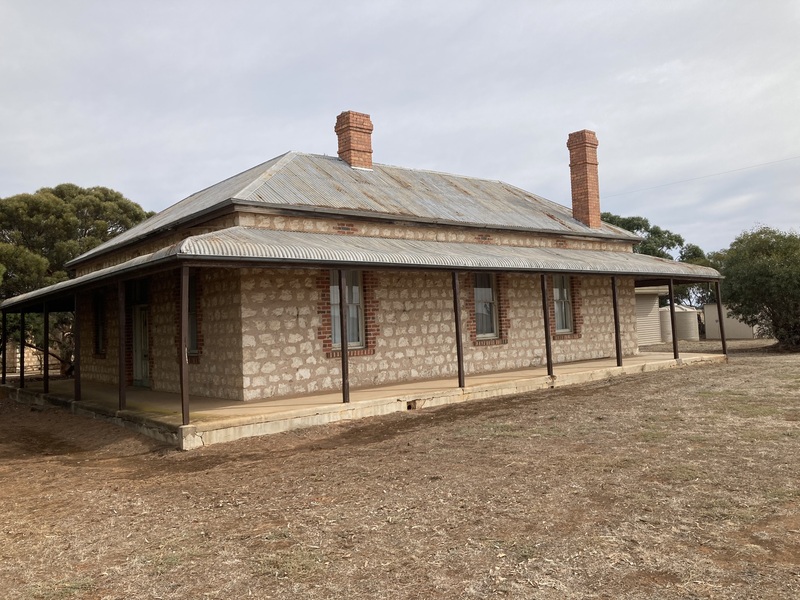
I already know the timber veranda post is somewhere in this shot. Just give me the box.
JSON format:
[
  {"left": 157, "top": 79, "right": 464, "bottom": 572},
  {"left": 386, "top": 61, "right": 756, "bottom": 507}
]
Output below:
[
  {"left": 118, "top": 279, "right": 126, "bottom": 411},
  {"left": 73, "top": 293, "right": 81, "bottom": 402},
  {"left": 668, "top": 279, "right": 679, "bottom": 360},
  {"left": 714, "top": 280, "right": 728, "bottom": 356},
  {"left": 611, "top": 276, "right": 623, "bottom": 367},
  {"left": 1, "top": 309, "right": 7, "bottom": 385},
  {"left": 540, "top": 274, "right": 554, "bottom": 378},
  {"left": 180, "top": 266, "right": 190, "bottom": 425},
  {"left": 451, "top": 271, "right": 465, "bottom": 388},
  {"left": 19, "top": 311, "right": 25, "bottom": 389},
  {"left": 43, "top": 301, "right": 50, "bottom": 394}
]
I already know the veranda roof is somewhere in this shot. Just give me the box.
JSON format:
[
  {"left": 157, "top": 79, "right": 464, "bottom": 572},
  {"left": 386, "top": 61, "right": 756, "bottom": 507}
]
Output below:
[{"left": 2, "top": 227, "right": 720, "bottom": 312}]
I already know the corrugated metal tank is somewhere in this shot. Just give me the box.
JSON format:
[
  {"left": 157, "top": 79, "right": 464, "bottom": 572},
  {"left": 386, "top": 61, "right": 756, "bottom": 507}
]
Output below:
[{"left": 659, "top": 306, "right": 700, "bottom": 342}]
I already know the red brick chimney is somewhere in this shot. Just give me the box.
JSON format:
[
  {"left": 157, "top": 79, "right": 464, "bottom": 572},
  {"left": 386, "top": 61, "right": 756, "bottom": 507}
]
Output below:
[
  {"left": 567, "top": 129, "right": 601, "bottom": 229},
  {"left": 335, "top": 110, "right": 373, "bottom": 169}
]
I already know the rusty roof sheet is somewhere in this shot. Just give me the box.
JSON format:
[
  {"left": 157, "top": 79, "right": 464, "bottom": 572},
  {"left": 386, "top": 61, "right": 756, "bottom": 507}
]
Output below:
[{"left": 69, "top": 152, "right": 638, "bottom": 267}]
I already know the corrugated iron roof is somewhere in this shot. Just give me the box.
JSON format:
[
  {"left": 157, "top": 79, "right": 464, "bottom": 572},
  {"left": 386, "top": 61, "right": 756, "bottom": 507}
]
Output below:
[
  {"left": 69, "top": 152, "right": 639, "bottom": 267},
  {"left": 6, "top": 228, "right": 719, "bottom": 311},
  {"left": 178, "top": 227, "right": 718, "bottom": 278}
]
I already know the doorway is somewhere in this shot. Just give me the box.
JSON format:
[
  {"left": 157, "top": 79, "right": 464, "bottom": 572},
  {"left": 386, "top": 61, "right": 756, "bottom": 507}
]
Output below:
[{"left": 132, "top": 304, "right": 150, "bottom": 386}]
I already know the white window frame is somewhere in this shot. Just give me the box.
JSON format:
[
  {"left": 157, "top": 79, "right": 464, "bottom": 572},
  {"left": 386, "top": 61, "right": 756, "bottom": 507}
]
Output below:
[
  {"left": 330, "top": 270, "right": 365, "bottom": 349},
  {"left": 554, "top": 274, "right": 573, "bottom": 333},
  {"left": 474, "top": 273, "right": 499, "bottom": 339}
]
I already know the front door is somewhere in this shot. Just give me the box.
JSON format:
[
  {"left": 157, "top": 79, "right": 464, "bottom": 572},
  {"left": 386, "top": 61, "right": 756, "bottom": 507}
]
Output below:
[{"left": 132, "top": 305, "right": 150, "bottom": 386}]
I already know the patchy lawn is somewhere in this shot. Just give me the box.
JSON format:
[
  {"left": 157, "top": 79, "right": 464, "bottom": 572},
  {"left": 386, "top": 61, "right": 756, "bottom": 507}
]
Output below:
[{"left": 1, "top": 340, "right": 798, "bottom": 599}]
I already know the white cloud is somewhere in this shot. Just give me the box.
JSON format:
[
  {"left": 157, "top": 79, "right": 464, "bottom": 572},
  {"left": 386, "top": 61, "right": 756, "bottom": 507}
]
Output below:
[{"left": 1, "top": 0, "right": 798, "bottom": 252}]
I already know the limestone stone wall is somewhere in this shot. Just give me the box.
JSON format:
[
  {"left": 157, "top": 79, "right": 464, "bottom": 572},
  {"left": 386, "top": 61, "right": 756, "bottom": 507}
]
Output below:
[
  {"left": 74, "top": 215, "right": 238, "bottom": 276},
  {"left": 76, "top": 289, "right": 120, "bottom": 385},
  {"left": 460, "top": 273, "right": 545, "bottom": 375},
  {"left": 352, "top": 270, "right": 459, "bottom": 387},
  {"left": 150, "top": 268, "right": 245, "bottom": 401},
  {"left": 237, "top": 213, "right": 634, "bottom": 253},
  {"left": 239, "top": 268, "right": 322, "bottom": 401},
  {"left": 76, "top": 269, "right": 243, "bottom": 399},
  {"left": 237, "top": 268, "right": 639, "bottom": 402},
  {"left": 549, "top": 275, "right": 637, "bottom": 363},
  {"left": 74, "top": 265, "right": 637, "bottom": 403},
  {"left": 149, "top": 272, "right": 177, "bottom": 393}
]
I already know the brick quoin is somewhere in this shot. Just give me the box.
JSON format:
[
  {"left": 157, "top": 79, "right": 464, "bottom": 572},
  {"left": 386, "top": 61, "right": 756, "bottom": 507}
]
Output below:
[
  {"left": 173, "top": 270, "right": 203, "bottom": 364},
  {"left": 124, "top": 300, "right": 134, "bottom": 386},
  {"left": 567, "top": 130, "right": 601, "bottom": 229}
]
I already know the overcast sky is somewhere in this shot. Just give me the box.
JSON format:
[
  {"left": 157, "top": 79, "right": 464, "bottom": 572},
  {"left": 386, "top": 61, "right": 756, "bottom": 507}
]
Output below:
[{"left": 1, "top": 1, "right": 797, "bottom": 252}]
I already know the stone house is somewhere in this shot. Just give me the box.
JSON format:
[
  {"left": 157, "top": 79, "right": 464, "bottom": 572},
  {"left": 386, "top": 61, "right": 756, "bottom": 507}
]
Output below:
[{"left": 1, "top": 111, "right": 722, "bottom": 422}]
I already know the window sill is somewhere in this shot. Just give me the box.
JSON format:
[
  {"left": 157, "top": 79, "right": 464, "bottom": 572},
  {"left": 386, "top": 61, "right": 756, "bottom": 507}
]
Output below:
[
  {"left": 327, "top": 348, "right": 375, "bottom": 359},
  {"left": 553, "top": 333, "right": 581, "bottom": 341},
  {"left": 473, "top": 337, "right": 508, "bottom": 347}
]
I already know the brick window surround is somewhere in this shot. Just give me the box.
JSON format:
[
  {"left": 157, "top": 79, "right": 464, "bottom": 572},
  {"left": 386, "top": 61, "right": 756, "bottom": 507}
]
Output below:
[
  {"left": 173, "top": 272, "right": 204, "bottom": 364},
  {"left": 317, "top": 270, "right": 379, "bottom": 358},
  {"left": 465, "top": 272, "right": 509, "bottom": 346},
  {"left": 547, "top": 274, "right": 583, "bottom": 340}
]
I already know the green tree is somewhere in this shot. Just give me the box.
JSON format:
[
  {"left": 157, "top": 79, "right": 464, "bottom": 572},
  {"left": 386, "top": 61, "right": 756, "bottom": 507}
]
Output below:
[
  {"left": 602, "top": 212, "right": 722, "bottom": 309},
  {"left": 0, "top": 184, "right": 151, "bottom": 289},
  {"left": 601, "top": 212, "right": 685, "bottom": 259},
  {"left": 721, "top": 226, "right": 800, "bottom": 349},
  {"left": 1, "top": 184, "right": 152, "bottom": 368},
  {"left": 674, "top": 243, "right": 722, "bottom": 307}
]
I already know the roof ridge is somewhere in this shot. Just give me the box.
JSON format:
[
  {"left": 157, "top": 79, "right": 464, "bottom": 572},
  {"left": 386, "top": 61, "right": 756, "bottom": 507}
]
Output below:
[
  {"left": 283, "top": 152, "right": 523, "bottom": 188},
  {"left": 233, "top": 151, "right": 299, "bottom": 200}
]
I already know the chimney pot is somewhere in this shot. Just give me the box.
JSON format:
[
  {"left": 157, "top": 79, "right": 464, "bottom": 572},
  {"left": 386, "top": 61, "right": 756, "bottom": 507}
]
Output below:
[
  {"left": 567, "top": 129, "right": 602, "bottom": 229},
  {"left": 335, "top": 110, "right": 374, "bottom": 169}
]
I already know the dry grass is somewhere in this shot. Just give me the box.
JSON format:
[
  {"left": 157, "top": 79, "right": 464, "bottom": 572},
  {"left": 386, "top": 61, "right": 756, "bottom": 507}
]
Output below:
[{"left": 1, "top": 339, "right": 798, "bottom": 599}]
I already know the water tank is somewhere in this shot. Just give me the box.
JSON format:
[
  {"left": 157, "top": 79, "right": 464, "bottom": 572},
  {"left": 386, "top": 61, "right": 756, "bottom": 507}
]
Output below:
[{"left": 659, "top": 305, "right": 700, "bottom": 342}]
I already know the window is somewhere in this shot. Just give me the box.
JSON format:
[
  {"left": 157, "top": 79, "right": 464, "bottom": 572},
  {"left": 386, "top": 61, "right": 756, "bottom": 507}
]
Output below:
[
  {"left": 188, "top": 274, "right": 199, "bottom": 354},
  {"left": 330, "top": 270, "right": 364, "bottom": 348},
  {"left": 474, "top": 273, "right": 499, "bottom": 338},
  {"left": 93, "top": 293, "right": 106, "bottom": 355},
  {"left": 554, "top": 274, "right": 573, "bottom": 333}
]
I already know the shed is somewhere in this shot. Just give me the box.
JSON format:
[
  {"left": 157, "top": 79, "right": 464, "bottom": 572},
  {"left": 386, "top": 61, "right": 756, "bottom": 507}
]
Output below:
[
  {"left": 704, "top": 304, "right": 756, "bottom": 339},
  {"left": 635, "top": 286, "right": 667, "bottom": 345}
]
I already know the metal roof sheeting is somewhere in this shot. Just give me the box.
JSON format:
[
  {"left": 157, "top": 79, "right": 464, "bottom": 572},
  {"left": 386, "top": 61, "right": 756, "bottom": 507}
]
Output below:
[
  {"left": 240, "top": 154, "right": 634, "bottom": 238},
  {"left": 69, "top": 152, "right": 639, "bottom": 266},
  {"left": 69, "top": 153, "right": 291, "bottom": 265},
  {"left": 3, "top": 228, "right": 718, "bottom": 311},
  {"left": 178, "top": 228, "right": 719, "bottom": 278},
  {"left": 2, "top": 245, "right": 180, "bottom": 310}
]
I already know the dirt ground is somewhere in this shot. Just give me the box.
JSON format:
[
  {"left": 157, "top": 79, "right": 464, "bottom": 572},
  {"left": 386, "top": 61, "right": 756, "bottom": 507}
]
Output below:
[{"left": 1, "top": 340, "right": 798, "bottom": 599}]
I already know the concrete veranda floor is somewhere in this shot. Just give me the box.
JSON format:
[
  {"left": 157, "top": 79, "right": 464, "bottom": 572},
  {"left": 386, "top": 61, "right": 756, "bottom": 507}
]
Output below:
[{"left": 3, "top": 350, "right": 726, "bottom": 449}]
